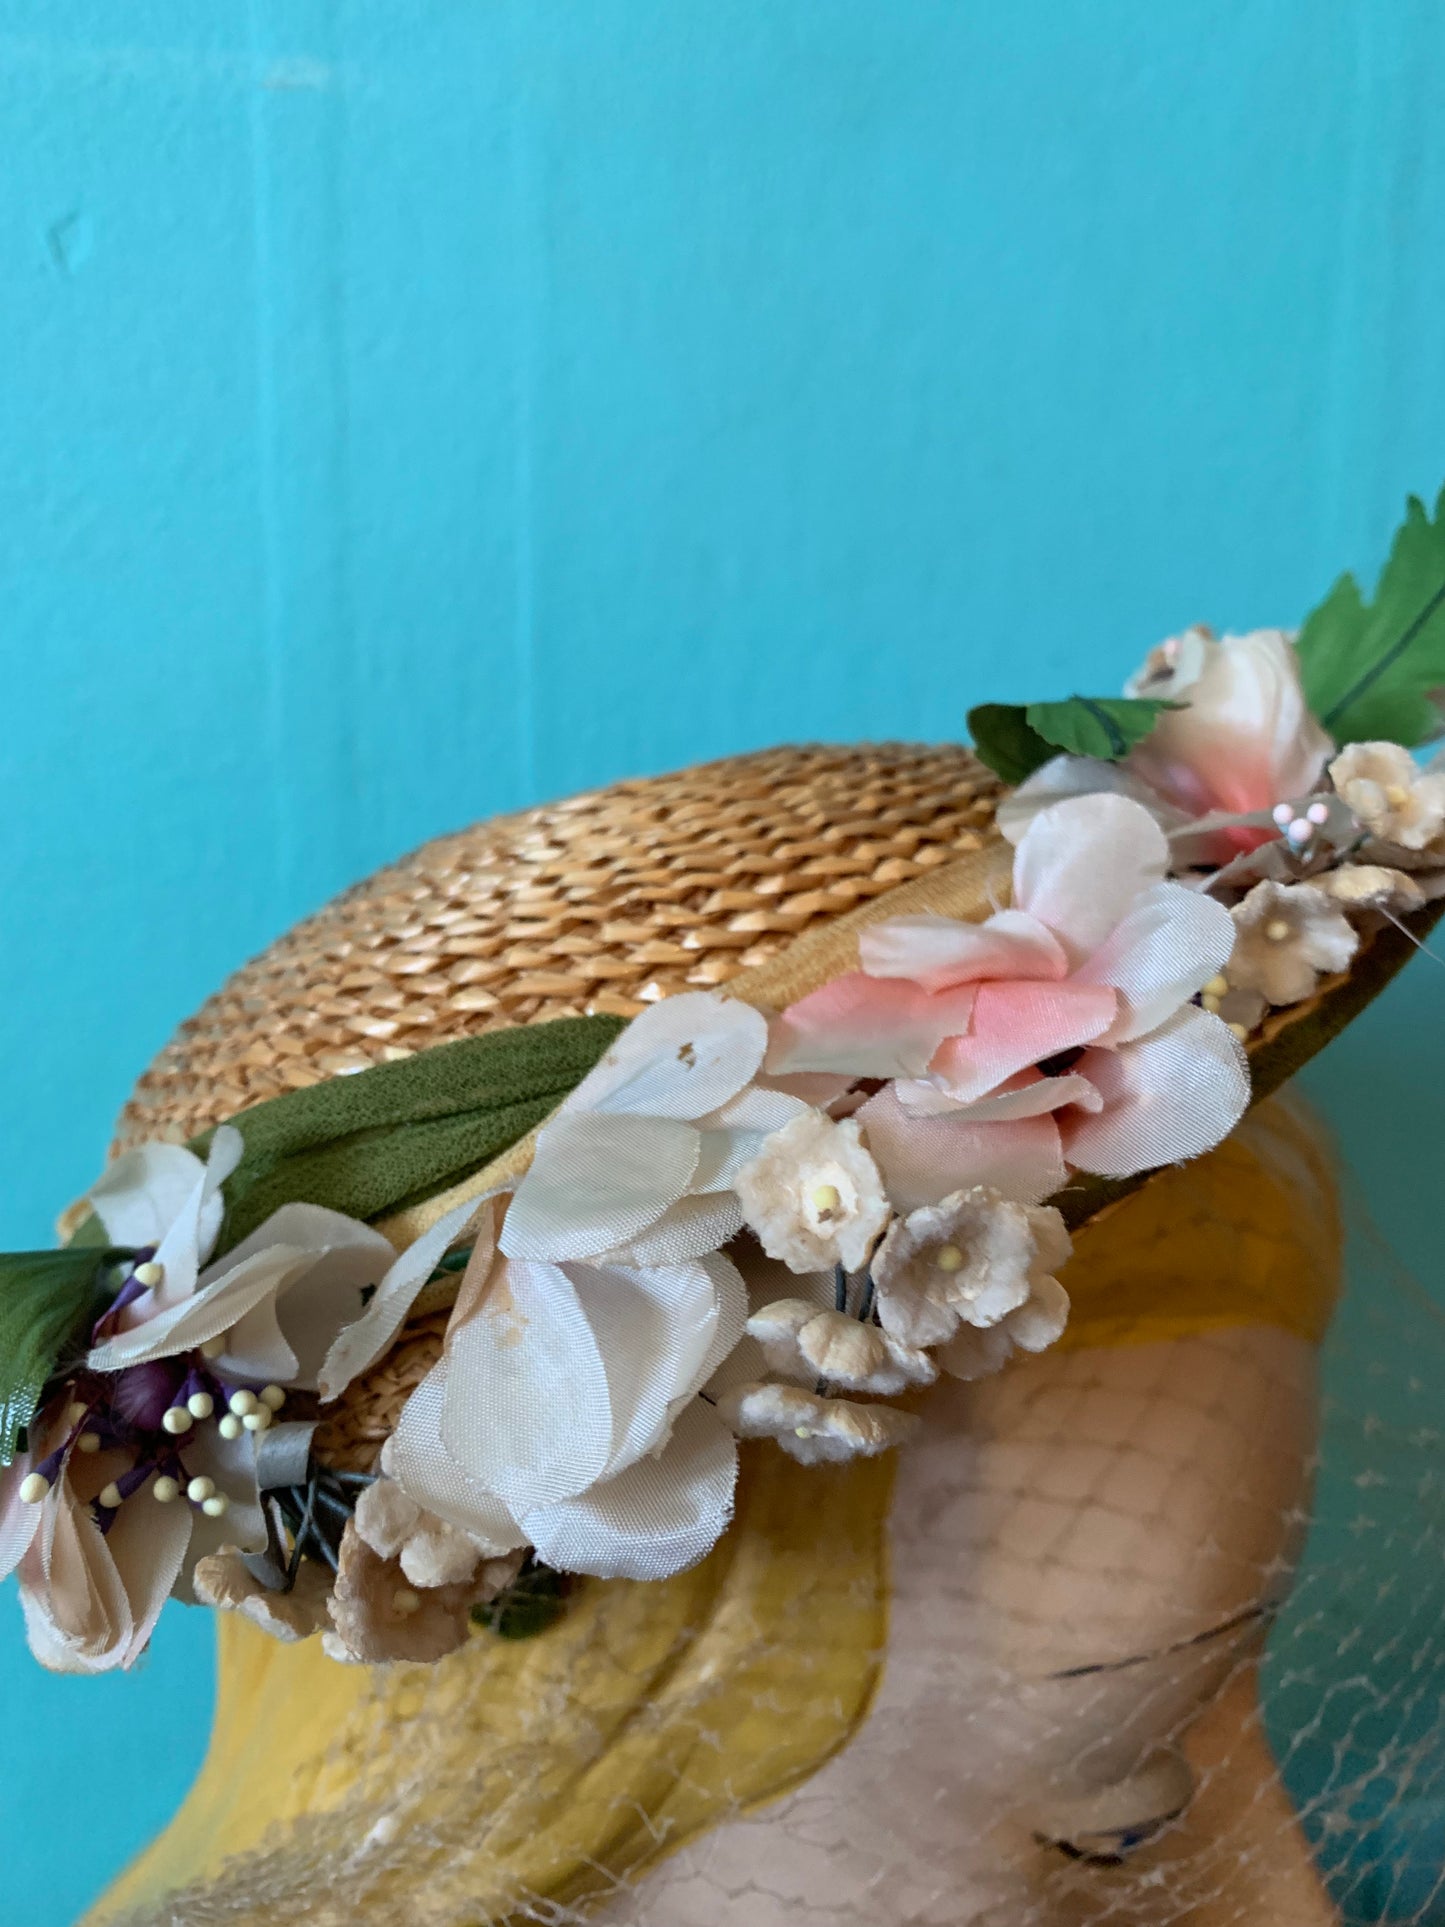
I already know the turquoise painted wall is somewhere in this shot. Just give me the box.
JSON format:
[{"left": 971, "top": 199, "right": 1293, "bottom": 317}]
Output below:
[{"left": 2, "top": 5, "right": 1443, "bottom": 1921}]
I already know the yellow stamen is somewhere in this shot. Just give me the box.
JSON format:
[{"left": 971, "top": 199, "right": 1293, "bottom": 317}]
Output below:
[
  {"left": 809, "top": 1183, "right": 842, "bottom": 1216},
  {"left": 935, "top": 1243, "right": 965, "bottom": 1272},
  {"left": 1264, "top": 919, "right": 1291, "bottom": 942}
]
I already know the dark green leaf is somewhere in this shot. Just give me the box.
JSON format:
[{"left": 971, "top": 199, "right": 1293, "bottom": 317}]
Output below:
[
  {"left": 1297, "top": 486, "right": 1445, "bottom": 747},
  {"left": 968, "top": 695, "right": 1180, "bottom": 782},
  {"left": 0, "top": 1247, "right": 128, "bottom": 1465},
  {"left": 1024, "top": 695, "right": 1183, "bottom": 763},
  {"left": 966, "top": 703, "right": 1057, "bottom": 784}
]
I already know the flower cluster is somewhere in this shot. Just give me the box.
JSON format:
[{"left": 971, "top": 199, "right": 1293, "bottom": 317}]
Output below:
[
  {"left": 7, "top": 612, "right": 1436, "bottom": 1673},
  {"left": 999, "top": 627, "right": 1445, "bottom": 1031}
]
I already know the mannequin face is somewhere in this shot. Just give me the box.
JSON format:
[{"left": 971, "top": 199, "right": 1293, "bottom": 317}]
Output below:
[{"left": 598, "top": 1325, "right": 1329, "bottom": 1927}]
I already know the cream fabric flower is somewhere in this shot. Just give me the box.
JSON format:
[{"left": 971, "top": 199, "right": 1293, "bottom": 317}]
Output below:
[
  {"left": 746, "top": 1300, "right": 935, "bottom": 1396},
  {"left": 1330, "top": 741, "right": 1445, "bottom": 851},
  {"left": 0, "top": 1132, "right": 398, "bottom": 1672},
  {"left": 1002, "top": 629, "right": 1332, "bottom": 864},
  {"left": 733, "top": 1111, "right": 890, "bottom": 1274},
  {"left": 500, "top": 992, "right": 807, "bottom": 1268},
  {"left": 1125, "top": 626, "right": 1333, "bottom": 821},
  {"left": 1229, "top": 880, "right": 1359, "bottom": 1007},
  {"left": 716, "top": 1382, "right": 919, "bottom": 1466},
  {"left": 870, "top": 1187, "right": 1071, "bottom": 1356},
  {"left": 385, "top": 1221, "right": 748, "bottom": 1583}
]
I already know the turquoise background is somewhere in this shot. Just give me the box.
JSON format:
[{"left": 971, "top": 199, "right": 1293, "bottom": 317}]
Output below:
[{"left": 2, "top": 5, "right": 1444, "bottom": 1921}]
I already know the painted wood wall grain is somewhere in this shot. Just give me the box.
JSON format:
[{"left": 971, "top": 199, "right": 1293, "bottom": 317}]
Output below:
[{"left": 2, "top": 5, "right": 1444, "bottom": 1920}]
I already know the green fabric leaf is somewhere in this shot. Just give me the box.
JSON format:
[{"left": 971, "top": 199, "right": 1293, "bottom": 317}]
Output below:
[
  {"left": 1024, "top": 695, "right": 1182, "bottom": 763},
  {"left": 0, "top": 1247, "right": 129, "bottom": 1465},
  {"left": 969, "top": 695, "right": 1178, "bottom": 782},
  {"left": 199, "top": 1013, "right": 627, "bottom": 1251},
  {"left": 1297, "top": 486, "right": 1445, "bottom": 747},
  {"left": 966, "top": 703, "right": 1057, "bottom": 784}
]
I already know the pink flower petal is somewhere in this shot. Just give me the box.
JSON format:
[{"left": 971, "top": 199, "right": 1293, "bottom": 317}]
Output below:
[
  {"left": 895, "top": 1068, "right": 1103, "bottom": 1122},
  {"left": 1072, "top": 880, "right": 1237, "bottom": 1043},
  {"left": 858, "top": 911, "right": 1066, "bottom": 991},
  {"left": 928, "top": 980, "right": 1118, "bottom": 1105},
  {"left": 1061, "top": 1007, "right": 1250, "bottom": 1178},
  {"left": 858, "top": 1086, "right": 1066, "bottom": 1210},
  {"left": 768, "top": 974, "right": 979, "bottom": 1080}
]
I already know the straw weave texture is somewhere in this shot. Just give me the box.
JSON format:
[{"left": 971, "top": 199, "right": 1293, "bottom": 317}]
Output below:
[{"left": 114, "top": 743, "right": 1002, "bottom": 1151}]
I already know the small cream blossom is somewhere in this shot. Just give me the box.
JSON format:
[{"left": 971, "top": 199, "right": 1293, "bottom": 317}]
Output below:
[
  {"left": 716, "top": 1382, "right": 919, "bottom": 1466},
  {"left": 746, "top": 1300, "right": 935, "bottom": 1396},
  {"left": 193, "top": 1546, "right": 334, "bottom": 1642},
  {"left": 1314, "top": 864, "right": 1426, "bottom": 916},
  {"left": 353, "top": 1475, "right": 495, "bottom": 1590},
  {"left": 935, "top": 1275, "right": 1071, "bottom": 1381},
  {"left": 871, "top": 1187, "right": 1071, "bottom": 1354},
  {"left": 734, "top": 1111, "right": 890, "bottom": 1274},
  {"left": 1229, "top": 880, "right": 1359, "bottom": 1007},
  {"left": 1329, "top": 742, "right": 1445, "bottom": 851},
  {"left": 326, "top": 1518, "right": 522, "bottom": 1666}
]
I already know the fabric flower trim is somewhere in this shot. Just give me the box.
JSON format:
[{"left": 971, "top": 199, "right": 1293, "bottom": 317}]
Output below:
[{"left": 7, "top": 486, "right": 1444, "bottom": 1674}]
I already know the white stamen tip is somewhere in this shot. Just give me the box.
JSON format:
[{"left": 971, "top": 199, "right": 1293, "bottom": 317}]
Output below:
[
  {"left": 391, "top": 1587, "right": 422, "bottom": 1617},
  {"left": 98, "top": 1482, "right": 124, "bottom": 1510},
  {"left": 18, "top": 1473, "right": 50, "bottom": 1504},
  {"left": 162, "top": 1407, "right": 194, "bottom": 1436},
  {"left": 259, "top": 1385, "right": 286, "bottom": 1412},
  {"left": 133, "top": 1261, "right": 165, "bottom": 1289},
  {"left": 186, "top": 1476, "right": 215, "bottom": 1504},
  {"left": 217, "top": 1414, "right": 244, "bottom": 1441},
  {"left": 228, "top": 1390, "right": 259, "bottom": 1418},
  {"left": 153, "top": 1476, "right": 181, "bottom": 1503},
  {"left": 1306, "top": 801, "right": 1330, "bottom": 824},
  {"left": 1285, "top": 819, "right": 1313, "bottom": 846},
  {"left": 200, "top": 1337, "right": 226, "bottom": 1361},
  {"left": 187, "top": 1391, "right": 215, "bottom": 1420},
  {"left": 1272, "top": 803, "right": 1295, "bottom": 827},
  {"left": 201, "top": 1495, "right": 230, "bottom": 1519},
  {"left": 77, "top": 1432, "right": 101, "bottom": 1454},
  {"left": 242, "top": 1409, "right": 272, "bottom": 1433}
]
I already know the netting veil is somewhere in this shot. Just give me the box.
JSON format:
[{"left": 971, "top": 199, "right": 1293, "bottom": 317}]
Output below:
[{"left": 79, "top": 744, "right": 1442, "bottom": 1927}]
